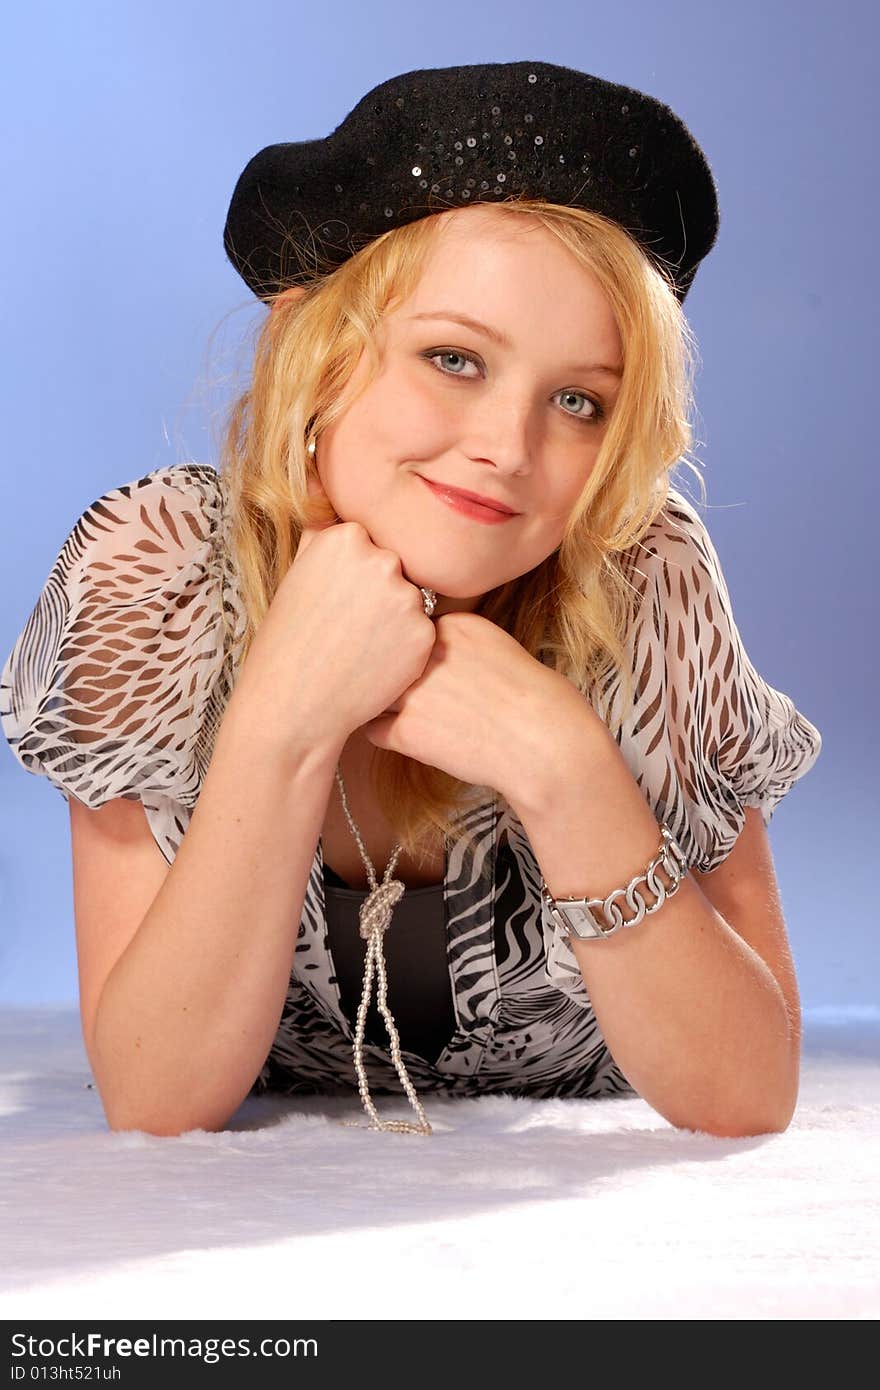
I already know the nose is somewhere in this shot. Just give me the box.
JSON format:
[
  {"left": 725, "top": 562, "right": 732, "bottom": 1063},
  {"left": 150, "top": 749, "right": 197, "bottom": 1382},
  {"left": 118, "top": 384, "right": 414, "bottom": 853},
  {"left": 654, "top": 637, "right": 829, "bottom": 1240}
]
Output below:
[{"left": 466, "top": 397, "right": 533, "bottom": 475}]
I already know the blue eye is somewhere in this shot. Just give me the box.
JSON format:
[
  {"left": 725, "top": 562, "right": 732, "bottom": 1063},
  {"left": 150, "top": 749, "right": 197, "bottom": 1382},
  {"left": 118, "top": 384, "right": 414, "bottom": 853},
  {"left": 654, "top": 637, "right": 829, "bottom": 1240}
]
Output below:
[
  {"left": 422, "top": 348, "right": 605, "bottom": 425},
  {"left": 427, "top": 350, "right": 475, "bottom": 376}
]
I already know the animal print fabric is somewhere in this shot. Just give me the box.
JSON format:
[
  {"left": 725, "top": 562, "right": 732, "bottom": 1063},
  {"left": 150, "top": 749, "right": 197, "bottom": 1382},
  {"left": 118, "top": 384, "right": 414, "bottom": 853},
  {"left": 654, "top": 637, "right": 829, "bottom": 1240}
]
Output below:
[{"left": 1, "top": 464, "right": 823, "bottom": 1099}]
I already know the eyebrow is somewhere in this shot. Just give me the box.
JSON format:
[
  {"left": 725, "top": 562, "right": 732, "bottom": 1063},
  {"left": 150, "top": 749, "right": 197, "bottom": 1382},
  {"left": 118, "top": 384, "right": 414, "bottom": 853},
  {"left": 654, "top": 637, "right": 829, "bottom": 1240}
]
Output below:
[{"left": 406, "top": 310, "right": 624, "bottom": 379}]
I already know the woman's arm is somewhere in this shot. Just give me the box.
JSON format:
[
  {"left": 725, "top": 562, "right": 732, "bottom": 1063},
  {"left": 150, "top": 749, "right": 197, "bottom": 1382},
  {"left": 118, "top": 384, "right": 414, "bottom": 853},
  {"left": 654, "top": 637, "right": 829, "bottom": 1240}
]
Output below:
[
  {"left": 90, "top": 694, "right": 346, "bottom": 1137},
  {"left": 506, "top": 704, "right": 799, "bottom": 1138}
]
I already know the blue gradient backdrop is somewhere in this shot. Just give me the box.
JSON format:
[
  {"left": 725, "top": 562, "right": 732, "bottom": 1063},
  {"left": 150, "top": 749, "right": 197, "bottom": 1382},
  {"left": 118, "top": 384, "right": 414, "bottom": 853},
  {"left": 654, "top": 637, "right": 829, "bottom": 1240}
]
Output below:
[{"left": 1, "top": 1, "right": 875, "bottom": 1010}]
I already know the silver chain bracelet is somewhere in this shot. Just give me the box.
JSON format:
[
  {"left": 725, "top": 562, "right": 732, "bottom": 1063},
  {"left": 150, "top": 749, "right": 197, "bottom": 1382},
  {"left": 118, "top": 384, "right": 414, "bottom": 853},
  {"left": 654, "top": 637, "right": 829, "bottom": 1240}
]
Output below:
[{"left": 540, "top": 823, "right": 690, "bottom": 940}]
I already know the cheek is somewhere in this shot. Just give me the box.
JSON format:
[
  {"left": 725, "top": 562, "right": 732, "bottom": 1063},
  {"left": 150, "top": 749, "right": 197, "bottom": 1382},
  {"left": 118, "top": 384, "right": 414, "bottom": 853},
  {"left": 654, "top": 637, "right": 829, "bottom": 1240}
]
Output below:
[
  {"left": 540, "top": 478, "right": 587, "bottom": 531},
  {"left": 517, "top": 518, "right": 565, "bottom": 564},
  {"left": 388, "top": 369, "right": 454, "bottom": 438},
  {"left": 357, "top": 370, "right": 451, "bottom": 451}
]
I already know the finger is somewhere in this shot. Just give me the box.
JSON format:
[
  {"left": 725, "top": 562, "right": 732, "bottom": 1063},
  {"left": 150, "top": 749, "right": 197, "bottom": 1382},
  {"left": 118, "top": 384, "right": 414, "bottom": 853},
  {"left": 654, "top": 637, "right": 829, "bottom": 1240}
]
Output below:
[{"left": 361, "top": 714, "right": 395, "bottom": 750}]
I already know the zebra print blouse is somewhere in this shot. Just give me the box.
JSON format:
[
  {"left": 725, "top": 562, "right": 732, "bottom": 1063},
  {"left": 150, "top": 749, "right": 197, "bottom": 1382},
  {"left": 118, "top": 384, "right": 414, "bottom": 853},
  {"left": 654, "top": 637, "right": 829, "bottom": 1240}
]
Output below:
[{"left": 0, "top": 464, "right": 823, "bottom": 1101}]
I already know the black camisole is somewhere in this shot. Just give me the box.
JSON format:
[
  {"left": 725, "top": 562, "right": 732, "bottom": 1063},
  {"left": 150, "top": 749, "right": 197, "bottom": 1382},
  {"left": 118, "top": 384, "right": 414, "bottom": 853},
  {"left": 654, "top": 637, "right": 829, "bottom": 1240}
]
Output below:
[{"left": 322, "top": 862, "right": 457, "bottom": 1063}]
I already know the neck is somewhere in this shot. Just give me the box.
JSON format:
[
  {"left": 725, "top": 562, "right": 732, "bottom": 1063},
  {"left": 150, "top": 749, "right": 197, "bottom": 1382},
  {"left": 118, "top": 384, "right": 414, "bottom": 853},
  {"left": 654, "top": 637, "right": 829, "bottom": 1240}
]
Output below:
[{"left": 430, "top": 592, "right": 483, "bottom": 617}]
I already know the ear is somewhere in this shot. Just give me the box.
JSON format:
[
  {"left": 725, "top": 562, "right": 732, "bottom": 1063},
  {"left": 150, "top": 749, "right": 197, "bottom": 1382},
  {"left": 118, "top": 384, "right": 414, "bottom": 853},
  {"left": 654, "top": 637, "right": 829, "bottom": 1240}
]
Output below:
[{"left": 270, "top": 285, "right": 307, "bottom": 313}]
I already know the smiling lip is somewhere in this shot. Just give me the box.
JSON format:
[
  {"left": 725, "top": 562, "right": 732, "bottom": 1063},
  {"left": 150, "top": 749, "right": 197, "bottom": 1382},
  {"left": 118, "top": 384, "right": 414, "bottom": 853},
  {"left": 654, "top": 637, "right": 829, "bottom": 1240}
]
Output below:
[{"left": 417, "top": 475, "right": 520, "bottom": 523}]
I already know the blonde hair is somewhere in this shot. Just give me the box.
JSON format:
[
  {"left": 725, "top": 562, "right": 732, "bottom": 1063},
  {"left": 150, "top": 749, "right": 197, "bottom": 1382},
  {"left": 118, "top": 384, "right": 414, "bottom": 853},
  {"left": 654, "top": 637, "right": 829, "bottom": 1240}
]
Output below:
[{"left": 217, "top": 196, "right": 704, "bottom": 865}]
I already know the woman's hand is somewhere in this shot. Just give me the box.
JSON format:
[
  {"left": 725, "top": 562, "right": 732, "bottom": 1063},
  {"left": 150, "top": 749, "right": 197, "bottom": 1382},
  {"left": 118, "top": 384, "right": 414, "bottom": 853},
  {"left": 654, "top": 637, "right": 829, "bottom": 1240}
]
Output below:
[
  {"left": 361, "top": 610, "right": 590, "bottom": 802},
  {"left": 232, "top": 472, "right": 437, "bottom": 754}
]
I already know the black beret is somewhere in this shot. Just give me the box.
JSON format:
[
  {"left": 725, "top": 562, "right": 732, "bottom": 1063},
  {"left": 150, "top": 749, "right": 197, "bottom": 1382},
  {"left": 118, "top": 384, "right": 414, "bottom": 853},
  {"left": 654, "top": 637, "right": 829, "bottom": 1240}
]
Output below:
[{"left": 224, "top": 60, "right": 719, "bottom": 305}]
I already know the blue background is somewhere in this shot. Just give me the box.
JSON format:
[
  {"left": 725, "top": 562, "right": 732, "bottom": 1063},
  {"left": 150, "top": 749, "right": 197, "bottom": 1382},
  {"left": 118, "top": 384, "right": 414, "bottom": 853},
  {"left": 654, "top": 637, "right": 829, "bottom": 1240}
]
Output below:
[{"left": 1, "top": 0, "right": 875, "bottom": 1012}]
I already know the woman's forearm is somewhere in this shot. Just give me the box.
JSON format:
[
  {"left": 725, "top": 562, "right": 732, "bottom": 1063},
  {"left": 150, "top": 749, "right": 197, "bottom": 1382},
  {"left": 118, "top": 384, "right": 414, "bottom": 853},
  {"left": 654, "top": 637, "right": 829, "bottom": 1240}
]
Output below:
[
  {"left": 505, "top": 705, "right": 798, "bottom": 1138},
  {"left": 91, "top": 695, "right": 345, "bottom": 1137}
]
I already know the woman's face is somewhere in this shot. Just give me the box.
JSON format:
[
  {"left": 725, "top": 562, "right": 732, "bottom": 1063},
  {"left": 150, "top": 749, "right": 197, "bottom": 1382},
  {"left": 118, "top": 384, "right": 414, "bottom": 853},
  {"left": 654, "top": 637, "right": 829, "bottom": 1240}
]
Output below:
[{"left": 314, "top": 205, "right": 624, "bottom": 615}]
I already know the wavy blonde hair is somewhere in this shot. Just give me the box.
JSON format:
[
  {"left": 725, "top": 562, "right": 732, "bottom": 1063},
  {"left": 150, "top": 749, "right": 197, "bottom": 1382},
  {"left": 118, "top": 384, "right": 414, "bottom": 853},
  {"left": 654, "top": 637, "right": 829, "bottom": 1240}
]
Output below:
[{"left": 217, "top": 196, "right": 704, "bottom": 865}]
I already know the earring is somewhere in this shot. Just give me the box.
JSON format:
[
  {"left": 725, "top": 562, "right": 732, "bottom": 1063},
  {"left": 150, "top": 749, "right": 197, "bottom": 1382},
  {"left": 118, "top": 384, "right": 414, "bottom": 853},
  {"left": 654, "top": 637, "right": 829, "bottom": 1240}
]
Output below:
[{"left": 307, "top": 437, "right": 316, "bottom": 455}]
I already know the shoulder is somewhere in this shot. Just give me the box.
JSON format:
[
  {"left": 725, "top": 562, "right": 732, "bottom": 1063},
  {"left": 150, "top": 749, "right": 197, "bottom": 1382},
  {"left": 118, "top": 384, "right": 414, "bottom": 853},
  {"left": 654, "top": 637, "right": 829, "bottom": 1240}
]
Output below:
[
  {"left": 76, "top": 461, "right": 223, "bottom": 538},
  {"left": 618, "top": 485, "right": 731, "bottom": 617},
  {"left": 634, "top": 486, "right": 718, "bottom": 568},
  {"left": 55, "top": 463, "right": 226, "bottom": 587}
]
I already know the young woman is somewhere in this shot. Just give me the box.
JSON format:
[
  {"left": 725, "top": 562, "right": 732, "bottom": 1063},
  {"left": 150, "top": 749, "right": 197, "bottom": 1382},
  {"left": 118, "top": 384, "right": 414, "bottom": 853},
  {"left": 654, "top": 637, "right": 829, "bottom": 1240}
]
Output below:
[{"left": 0, "top": 61, "right": 822, "bottom": 1139}]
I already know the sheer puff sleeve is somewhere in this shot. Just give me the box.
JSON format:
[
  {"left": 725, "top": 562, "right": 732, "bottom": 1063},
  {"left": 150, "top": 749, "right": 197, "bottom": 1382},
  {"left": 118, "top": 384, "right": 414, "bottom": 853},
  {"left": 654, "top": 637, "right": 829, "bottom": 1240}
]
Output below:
[
  {"left": 601, "top": 487, "right": 823, "bottom": 873},
  {"left": 0, "top": 464, "right": 236, "bottom": 857},
  {"left": 543, "top": 487, "right": 823, "bottom": 1000}
]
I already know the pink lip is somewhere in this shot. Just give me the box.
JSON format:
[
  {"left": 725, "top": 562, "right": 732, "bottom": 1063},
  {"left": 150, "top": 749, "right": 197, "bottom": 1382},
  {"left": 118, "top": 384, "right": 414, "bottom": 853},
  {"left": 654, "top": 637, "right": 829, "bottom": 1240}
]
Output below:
[{"left": 417, "top": 475, "right": 520, "bottom": 524}]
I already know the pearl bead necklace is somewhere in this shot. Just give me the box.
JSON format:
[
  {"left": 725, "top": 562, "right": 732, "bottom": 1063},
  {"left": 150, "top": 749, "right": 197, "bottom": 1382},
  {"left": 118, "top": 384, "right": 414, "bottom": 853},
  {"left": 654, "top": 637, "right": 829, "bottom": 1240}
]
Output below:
[{"left": 337, "top": 585, "right": 438, "bottom": 1136}]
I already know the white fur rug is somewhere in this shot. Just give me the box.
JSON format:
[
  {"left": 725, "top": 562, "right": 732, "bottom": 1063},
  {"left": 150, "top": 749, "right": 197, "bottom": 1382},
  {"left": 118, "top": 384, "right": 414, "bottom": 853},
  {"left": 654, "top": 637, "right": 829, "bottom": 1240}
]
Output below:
[{"left": 1, "top": 1005, "right": 877, "bottom": 1320}]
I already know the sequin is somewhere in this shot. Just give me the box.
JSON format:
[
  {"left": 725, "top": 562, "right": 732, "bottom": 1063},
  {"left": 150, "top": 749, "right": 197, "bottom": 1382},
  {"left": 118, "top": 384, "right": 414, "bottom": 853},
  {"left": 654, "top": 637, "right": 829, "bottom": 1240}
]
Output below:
[
  {"left": 524, "top": 113, "right": 534, "bottom": 123},
  {"left": 534, "top": 136, "right": 544, "bottom": 145},
  {"left": 528, "top": 73, "right": 538, "bottom": 83},
  {"left": 412, "top": 166, "right": 421, "bottom": 176},
  {"left": 621, "top": 104, "right": 629, "bottom": 114},
  {"left": 334, "top": 184, "right": 342, "bottom": 193},
  {"left": 466, "top": 136, "right": 476, "bottom": 147},
  {"left": 629, "top": 147, "right": 638, "bottom": 157},
  {"left": 491, "top": 105, "right": 501, "bottom": 115},
  {"left": 496, "top": 172, "right": 506, "bottom": 182}
]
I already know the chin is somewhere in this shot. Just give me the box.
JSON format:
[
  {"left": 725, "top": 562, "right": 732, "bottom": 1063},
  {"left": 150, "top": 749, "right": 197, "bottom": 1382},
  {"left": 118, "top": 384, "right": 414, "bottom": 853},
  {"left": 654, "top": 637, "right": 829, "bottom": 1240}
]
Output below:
[
  {"left": 394, "top": 546, "right": 493, "bottom": 601},
  {"left": 402, "top": 568, "right": 480, "bottom": 601}
]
